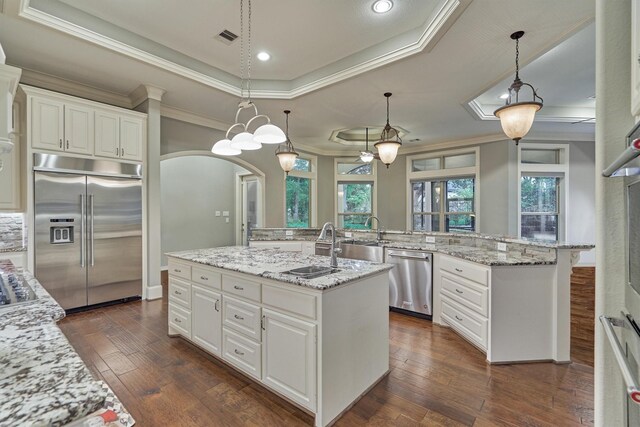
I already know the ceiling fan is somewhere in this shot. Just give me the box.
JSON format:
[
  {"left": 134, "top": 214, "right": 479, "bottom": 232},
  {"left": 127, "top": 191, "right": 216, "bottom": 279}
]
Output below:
[{"left": 359, "top": 127, "right": 379, "bottom": 163}]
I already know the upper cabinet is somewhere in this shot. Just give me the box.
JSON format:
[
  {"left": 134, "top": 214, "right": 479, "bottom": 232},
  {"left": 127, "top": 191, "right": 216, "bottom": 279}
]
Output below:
[
  {"left": 24, "top": 86, "right": 146, "bottom": 162},
  {"left": 632, "top": 0, "right": 640, "bottom": 117}
]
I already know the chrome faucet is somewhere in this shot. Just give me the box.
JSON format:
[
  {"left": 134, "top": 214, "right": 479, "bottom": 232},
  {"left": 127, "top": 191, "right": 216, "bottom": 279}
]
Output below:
[
  {"left": 318, "top": 222, "right": 341, "bottom": 268},
  {"left": 365, "top": 216, "right": 383, "bottom": 242}
]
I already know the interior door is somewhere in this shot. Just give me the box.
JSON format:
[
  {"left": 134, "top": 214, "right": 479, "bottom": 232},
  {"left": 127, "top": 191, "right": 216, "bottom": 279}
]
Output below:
[
  {"left": 241, "top": 176, "right": 260, "bottom": 245},
  {"left": 34, "top": 172, "right": 87, "bottom": 309},
  {"left": 86, "top": 175, "right": 142, "bottom": 305}
]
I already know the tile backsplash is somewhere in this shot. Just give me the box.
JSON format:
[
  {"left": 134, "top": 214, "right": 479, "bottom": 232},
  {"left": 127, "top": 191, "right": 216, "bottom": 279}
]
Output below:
[{"left": 0, "top": 213, "right": 26, "bottom": 250}]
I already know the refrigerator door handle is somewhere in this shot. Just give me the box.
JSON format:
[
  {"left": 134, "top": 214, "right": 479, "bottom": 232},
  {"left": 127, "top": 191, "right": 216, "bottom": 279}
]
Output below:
[
  {"left": 90, "top": 194, "right": 95, "bottom": 267},
  {"left": 80, "top": 194, "right": 85, "bottom": 268}
]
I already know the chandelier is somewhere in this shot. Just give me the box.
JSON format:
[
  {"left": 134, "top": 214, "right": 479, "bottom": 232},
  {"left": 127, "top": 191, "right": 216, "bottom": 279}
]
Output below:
[
  {"left": 275, "top": 110, "right": 299, "bottom": 174},
  {"left": 374, "top": 92, "right": 402, "bottom": 167},
  {"left": 494, "top": 31, "right": 543, "bottom": 145},
  {"left": 211, "top": 0, "right": 286, "bottom": 157}
]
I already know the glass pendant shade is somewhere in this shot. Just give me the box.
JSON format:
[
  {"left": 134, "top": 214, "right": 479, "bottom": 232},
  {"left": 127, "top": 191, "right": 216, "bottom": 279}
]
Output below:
[
  {"left": 276, "top": 150, "right": 298, "bottom": 173},
  {"left": 253, "top": 123, "right": 286, "bottom": 144},
  {"left": 231, "top": 131, "right": 261, "bottom": 150},
  {"left": 374, "top": 140, "right": 401, "bottom": 166},
  {"left": 0, "top": 139, "right": 14, "bottom": 154},
  {"left": 211, "top": 139, "right": 242, "bottom": 156},
  {"left": 494, "top": 102, "right": 542, "bottom": 142},
  {"left": 360, "top": 151, "right": 375, "bottom": 163}
]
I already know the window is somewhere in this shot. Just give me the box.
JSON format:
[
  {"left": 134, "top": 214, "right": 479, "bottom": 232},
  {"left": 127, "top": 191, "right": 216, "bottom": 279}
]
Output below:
[
  {"left": 517, "top": 143, "right": 568, "bottom": 241},
  {"left": 520, "top": 176, "right": 559, "bottom": 240},
  {"left": 335, "top": 159, "right": 376, "bottom": 229},
  {"left": 412, "top": 178, "right": 475, "bottom": 232},
  {"left": 285, "top": 157, "right": 316, "bottom": 227},
  {"left": 407, "top": 148, "right": 479, "bottom": 232}
]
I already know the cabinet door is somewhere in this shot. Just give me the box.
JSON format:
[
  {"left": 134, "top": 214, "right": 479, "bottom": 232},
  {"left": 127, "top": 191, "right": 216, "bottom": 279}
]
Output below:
[
  {"left": 0, "top": 138, "right": 20, "bottom": 210},
  {"left": 32, "top": 97, "right": 64, "bottom": 151},
  {"left": 262, "top": 308, "right": 316, "bottom": 411},
  {"left": 192, "top": 285, "right": 222, "bottom": 356},
  {"left": 94, "top": 110, "right": 120, "bottom": 159},
  {"left": 64, "top": 104, "right": 93, "bottom": 155},
  {"left": 119, "top": 116, "right": 144, "bottom": 161}
]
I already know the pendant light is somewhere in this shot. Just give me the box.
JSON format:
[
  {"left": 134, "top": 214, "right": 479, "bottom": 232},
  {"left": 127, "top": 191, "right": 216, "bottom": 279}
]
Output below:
[
  {"left": 211, "top": 0, "right": 286, "bottom": 156},
  {"left": 494, "top": 31, "right": 544, "bottom": 145},
  {"left": 359, "top": 127, "right": 375, "bottom": 163},
  {"left": 275, "top": 110, "right": 299, "bottom": 174},
  {"left": 374, "top": 92, "right": 402, "bottom": 168}
]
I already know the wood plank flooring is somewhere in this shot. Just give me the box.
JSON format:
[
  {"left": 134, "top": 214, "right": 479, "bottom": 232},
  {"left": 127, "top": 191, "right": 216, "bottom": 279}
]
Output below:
[{"left": 58, "top": 269, "right": 595, "bottom": 427}]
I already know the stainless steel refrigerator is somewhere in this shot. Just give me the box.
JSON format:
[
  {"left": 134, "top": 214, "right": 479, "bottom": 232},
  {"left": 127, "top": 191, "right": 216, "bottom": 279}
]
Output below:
[{"left": 34, "top": 153, "right": 142, "bottom": 310}]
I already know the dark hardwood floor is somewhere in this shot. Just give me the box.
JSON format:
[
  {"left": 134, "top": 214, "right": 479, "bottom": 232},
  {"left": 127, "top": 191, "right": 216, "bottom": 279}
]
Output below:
[{"left": 58, "top": 268, "right": 595, "bottom": 426}]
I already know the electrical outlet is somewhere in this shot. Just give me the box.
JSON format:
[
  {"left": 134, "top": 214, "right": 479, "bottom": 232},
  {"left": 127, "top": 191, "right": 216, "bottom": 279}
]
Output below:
[
  {"left": 285, "top": 230, "right": 293, "bottom": 236},
  {"left": 222, "top": 211, "right": 230, "bottom": 217},
  {"left": 215, "top": 211, "right": 221, "bottom": 217},
  {"left": 345, "top": 232, "right": 353, "bottom": 238},
  {"left": 498, "top": 253, "right": 507, "bottom": 261},
  {"left": 425, "top": 236, "right": 436, "bottom": 243},
  {"left": 497, "top": 242, "right": 507, "bottom": 252},
  {"left": 225, "top": 218, "right": 229, "bottom": 223}
]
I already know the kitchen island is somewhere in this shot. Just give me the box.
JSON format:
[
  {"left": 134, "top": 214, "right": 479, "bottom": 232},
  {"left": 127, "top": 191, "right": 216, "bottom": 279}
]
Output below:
[
  {"left": 0, "top": 260, "right": 133, "bottom": 427},
  {"left": 166, "top": 247, "right": 393, "bottom": 427}
]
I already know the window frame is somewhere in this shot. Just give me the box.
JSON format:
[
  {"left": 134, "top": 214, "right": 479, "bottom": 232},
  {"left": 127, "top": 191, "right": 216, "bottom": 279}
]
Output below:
[
  {"left": 517, "top": 143, "right": 569, "bottom": 241},
  {"left": 406, "top": 147, "right": 480, "bottom": 232},
  {"left": 284, "top": 155, "right": 317, "bottom": 227},
  {"left": 334, "top": 158, "right": 377, "bottom": 229}
]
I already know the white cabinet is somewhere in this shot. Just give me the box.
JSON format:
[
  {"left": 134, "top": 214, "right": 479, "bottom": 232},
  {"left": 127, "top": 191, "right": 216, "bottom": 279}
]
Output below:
[
  {"left": 192, "top": 285, "right": 222, "bottom": 356},
  {"left": 32, "top": 98, "right": 93, "bottom": 154},
  {"left": 0, "top": 104, "right": 21, "bottom": 211},
  {"left": 633, "top": 0, "right": 640, "bottom": 116},
  {"left": 262, "top": 308, "right": 316, "bottom": 411},
  {"left": 94, "top": 110, "right": 145, "bottom": 161}
]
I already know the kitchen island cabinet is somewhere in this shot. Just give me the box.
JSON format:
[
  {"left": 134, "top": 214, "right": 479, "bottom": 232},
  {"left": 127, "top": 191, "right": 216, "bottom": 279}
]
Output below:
[{"left": 166, "top": 246, "right": 393, "bottom": 427}]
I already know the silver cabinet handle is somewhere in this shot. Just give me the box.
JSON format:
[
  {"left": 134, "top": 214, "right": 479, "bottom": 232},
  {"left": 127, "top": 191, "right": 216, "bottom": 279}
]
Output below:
[
  {"left": 174, "top": 268, "right": 181, "bottom": 273},
  {"left": 455, "top": 315, "right": 463, "bottom": 321},
  {"left": 200, "top": 275, "right": 208, "bottom": 280},
  {"left": 59, "top": 139, "right": 63, "bottom": 149},
  {"left": 388, "top": 253, "right": 431, "bottom": 260},
  {"left": 234, "top": 349, "right": 244, "bottom": 356},
  {"left": 261, "top": 315, "right": 266, "bottom": 330},
  {"left": 174, "top": 318, "right": 181, "bottom": 324},
  {"left": 121, "top": 148, "right": 124, "bottom": 157},
  {"left": 233, "top": 285, "right": 244, "bottom": 290},
  {"left": 234, "top": 314, "right": 244, "bottom": 320},
  {"left": 600, "top": 315, "right": 640, "bottom": 405},
  {"left": 214, "top": 300, "right": 220, "bottom": 312},
  {"left": 455, "top": 268, "right": 463, "bottom": 273},
  {"left": 66, "top": 140, "right": 69, "bottom": 149},
  {"left": 116, "top": 147, "right": 118, "bottom": 155},
  {"left": 174, "top": 290, "right": 181, "bottom": 295},
  {"left": 80, "top": 194, "right": 85, "bottom": 268},
  {"left": 273, "top": 246, "right": 281, "bottom": 249},
  {"left": 90, "top": 194, "right": 95, "bottom": 266},
  {"left": 455, "top": 289, "right": 463, "bottom": 294}
]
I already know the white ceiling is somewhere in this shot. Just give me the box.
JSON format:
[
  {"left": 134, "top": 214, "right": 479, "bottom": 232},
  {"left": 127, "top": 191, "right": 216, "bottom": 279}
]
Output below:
[{"left": 0, "top": 0, "right": 596, "bottom": 154}]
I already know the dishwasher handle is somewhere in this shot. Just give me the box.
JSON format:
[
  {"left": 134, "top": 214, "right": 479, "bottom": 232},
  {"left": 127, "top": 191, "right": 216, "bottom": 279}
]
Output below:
[{"left": 387, "top": 252, "right": 431, "bottom": 261}]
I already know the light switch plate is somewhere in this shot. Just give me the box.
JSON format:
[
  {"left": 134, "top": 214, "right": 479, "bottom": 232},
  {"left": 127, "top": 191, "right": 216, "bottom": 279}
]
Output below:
[
  {"left": 285, "top": 230, "right": 293, "bottom": 236},
  {"left": 345, "top": 232, "right": 353, "bottom": 238},
  {"left": 497, "top": 242, "right": 507, "bottom": 252},
  {"left": 425, "top": 236, "right": 436, "bottom": 243},
  {"left": 225, "top": 218, "right": 229, "bottom": 223},
  {"left": 222, "top": 211, "right": 230, "bottom": 217},
  {"left": 215, "top": 211, "right": 221, "bottom": 217}
]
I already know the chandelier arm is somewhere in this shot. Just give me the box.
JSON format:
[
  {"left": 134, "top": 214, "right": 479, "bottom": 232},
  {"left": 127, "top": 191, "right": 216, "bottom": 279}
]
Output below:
[
  {"left": 225, "top": 122, "right": 247, "bottom": 139},
  {"left": 233, "top": 102, "right": 259, "bottom": 123},
  {"left": 245, "top": 114, "right": 271, "bottom": 130}
]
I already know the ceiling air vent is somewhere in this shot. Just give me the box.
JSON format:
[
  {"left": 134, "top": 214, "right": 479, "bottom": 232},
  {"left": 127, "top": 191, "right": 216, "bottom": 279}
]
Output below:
[{"left": 216, "top": 29, "right": 238, "bottom": 45}]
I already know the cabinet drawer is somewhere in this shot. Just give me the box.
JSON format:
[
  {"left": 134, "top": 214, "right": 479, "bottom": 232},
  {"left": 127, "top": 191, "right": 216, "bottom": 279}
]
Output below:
[
  {"left": 192, "top": 266, "right": 222, "bottom": 289},
  {"left": 169, "top": 303, "right": 192, "bottom": 340},
  {"left": 223, "top": 328, "right": 261, "bottom": 380},
  {"left": 441, "top": 296, "right": 487, "bottom": 350},
  {"left": 440, "top": 256, "right": 488, "bottom": 286},
  {"left": 169, "top": 277, "right": 191, "bottom": 309},
  {"left": 168, "top": 259, "right": 191, "bottom": 280},
  {"left": 440, "top": 272, "right": 488, "bottom": 317},
  {"left": 223, "top": 275, "right": 261, "bottom": 302},
  {"left": 262, "top": 284, "right": 317, "bottom": 320},
  {"left": 223, "top": 296, "right": 262, "bottom": 341}
]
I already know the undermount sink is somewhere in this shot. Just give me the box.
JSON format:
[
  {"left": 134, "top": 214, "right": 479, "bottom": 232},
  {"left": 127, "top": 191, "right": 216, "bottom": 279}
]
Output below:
[
  {"left": 284, "top": 265, "right": 340, "bottom": 279},
  {"left": 340, "top": 241, "right": 384, "bottom": 262}
]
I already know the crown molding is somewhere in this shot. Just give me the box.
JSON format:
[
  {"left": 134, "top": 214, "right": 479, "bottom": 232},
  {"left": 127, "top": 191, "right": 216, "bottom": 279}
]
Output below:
[
  {"left": 16, "top": 0, "right": 469, "bottom": 99},
  {"left": 466, "top": 99, "right": 596, "bottom": 124},
  {"left": 129, "top": 84, "right": 166, "bottom": 107},
  {"left": 18, "top": 67, "right": 133, "bottom": 108},
  {"left": 160, "top": 105, "right": 230, "bottom": 132}
]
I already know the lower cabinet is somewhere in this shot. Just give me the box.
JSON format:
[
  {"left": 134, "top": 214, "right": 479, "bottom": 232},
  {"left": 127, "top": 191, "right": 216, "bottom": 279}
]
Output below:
[
  {"left": 222, "top": 328, "right": 262, "bottom": 380},
  {"left": 191, "top": 285, "right": 222, "bottom": 356},
  {"left": 262, "top": 308, "right": 317, "bottom": 411}
]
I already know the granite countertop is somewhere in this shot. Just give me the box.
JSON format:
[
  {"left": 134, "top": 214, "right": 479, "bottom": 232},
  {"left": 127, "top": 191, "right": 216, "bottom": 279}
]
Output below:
[
  {"left": 0, "top": 246, "right": 27, "bottom": 253},
  {"left": 0, "top": 263, "right": 109, "bottom": 427},
  {"left": 167, "top": 246, "right": 393, "bottom": 290}
]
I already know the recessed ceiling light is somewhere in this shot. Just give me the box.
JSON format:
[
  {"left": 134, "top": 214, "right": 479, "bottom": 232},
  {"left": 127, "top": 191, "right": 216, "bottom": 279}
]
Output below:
[
  {"left": 499, "top": 93, "right": 509, "bottom": 100},
  {"left": 257, "top": 51, "right": 271, "bottom": 61},
  {"left": 372, "top": 0, "right": 393, "bottom": 13}
]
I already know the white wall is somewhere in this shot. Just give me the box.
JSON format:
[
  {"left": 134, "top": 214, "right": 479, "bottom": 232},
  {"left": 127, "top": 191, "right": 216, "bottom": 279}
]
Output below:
[{"left": 160, "top": 155, "right": 247, "bottom": 266}]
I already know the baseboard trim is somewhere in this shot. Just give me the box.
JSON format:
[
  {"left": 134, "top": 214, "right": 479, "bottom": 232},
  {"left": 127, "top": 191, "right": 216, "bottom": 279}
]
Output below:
[{"left": 146, "top": 284, "right": 163, "bottom": 300}]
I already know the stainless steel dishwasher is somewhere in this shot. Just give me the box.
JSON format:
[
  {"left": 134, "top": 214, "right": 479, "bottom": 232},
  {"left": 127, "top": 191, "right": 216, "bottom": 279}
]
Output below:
[{"left": 386, "top": 249, "right": 433, "bottom": 318}]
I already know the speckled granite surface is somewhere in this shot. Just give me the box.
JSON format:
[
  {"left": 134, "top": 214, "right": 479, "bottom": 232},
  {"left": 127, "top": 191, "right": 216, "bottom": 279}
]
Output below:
[
  {"left": 167, "top": 246, "right": 393, "bottom": 290},
  {"left": 0, "top": 246, "right": 26, "bottom": 253},
  {"left": 0, "top": 263, "right": 109, "bottom": 427}
]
